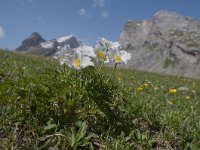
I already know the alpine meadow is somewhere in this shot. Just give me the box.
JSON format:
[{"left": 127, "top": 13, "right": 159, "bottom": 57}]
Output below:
[{"left": 0, "top": 37, "right": 200, "bottom": 149}]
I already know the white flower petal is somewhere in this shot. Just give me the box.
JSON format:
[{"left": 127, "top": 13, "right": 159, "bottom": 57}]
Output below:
[
  {"left": 81, "top": 56, "right": 94, "bottom": 68},
  {"left": 75, "top": 45, "right": 96, "bottom": 58},
  {"left": 112, "top": 42, "right": 121, "bottom": 49},
  {"left": 120, "top": 50, "right": 131, "bottom": 64},
  {"left": 60, "top": 60, "right": 65, "bottom": 65}
]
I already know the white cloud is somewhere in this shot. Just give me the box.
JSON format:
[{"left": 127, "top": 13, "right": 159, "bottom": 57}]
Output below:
[
  {"left": 92, "top": 0, "right": 110, "bottom": 18},
  {"left": 92, "top": 0, "right": 106, "bottom": 7},
  {"left": 101, "top": 10, "right": 109, "bottom": 18},
  {"left": 78, "top": 8, "right": 87, "bottom": 16},
  {"left": 0, "top": 25, "right": 5, "bottom": 39},
  {"left": 78, "top": 8, "right": 91, "bottom": 18}
]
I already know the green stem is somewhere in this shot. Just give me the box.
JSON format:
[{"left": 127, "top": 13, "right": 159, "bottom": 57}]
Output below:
[
  {"left": 107, "top": 63, "right": 117, "bottom": 83},
  {"left": 72, "top": 70, "right": 78, "bottom": 109},
  {"left": 63, "top": 63, "right": 66, "bottom": 72},
  {"left": 98, "top": 61, "right": 104, "bottom": 72},
  {"left": 98, "top": 48, "right": 108, "bottom": 73},
  {"left": 75, "top": 70, "right": 78, "bottom": 90}
]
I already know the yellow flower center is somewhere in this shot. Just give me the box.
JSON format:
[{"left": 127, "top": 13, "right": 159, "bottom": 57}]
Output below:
[
  {"left": 97, "top": 50, "right": 106, "bottom": 60},
  {"left": 114, "top": 54, "right": 122, "bottom": 62},
  {"left": 73, "top": 58, "right": 81, "bottom": 67}
]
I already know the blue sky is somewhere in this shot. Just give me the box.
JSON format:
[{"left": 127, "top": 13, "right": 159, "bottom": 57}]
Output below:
[{"left": 0, "top": 0, "right": 200, "bottom": 49}]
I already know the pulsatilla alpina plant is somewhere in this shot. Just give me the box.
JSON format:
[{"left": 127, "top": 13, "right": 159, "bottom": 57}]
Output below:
[
  {"left": 28, "top": 38, "right": 131, "bottom": 148},
  {"left": 53, "top": 38, "right": 132, "bottom": 132}
]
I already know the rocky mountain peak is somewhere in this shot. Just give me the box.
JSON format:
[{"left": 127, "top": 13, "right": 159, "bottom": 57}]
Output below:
[
  {"left": 153, "top": 10, "right": 180, "bottom": 19},
  {"left": 16, "top": 32, "right": 46, "bottom": 51},
  {"left": 30, "top": 32, "right": 44, "bottom": 39},
  {"left": 152, "top": 10, "right": 200, "bottom": 32},
  {"left": 119, "top": 10, "right": 200, "bottom": 79}
]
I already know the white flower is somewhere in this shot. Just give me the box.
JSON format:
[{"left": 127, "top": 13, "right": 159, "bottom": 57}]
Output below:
[
  {"left": 55, "top": 44, "right": 72, "bottom": 59},
  {"left": 65, "top": 51, "right": 94, "bottom": 70},
  {"left": 98, "top": 38, "right": 113, "bottom": 49},
  {"left": 111, "top": 42, "right": 121, "bottom": 50},
  {"left": 95, "top": 46, "right": 108, "bottom": 61},
  {"left": 74, "top": 45, "right": 96, "bottom": 58},
  {"left": 94, "top": 38, "right": 114, "bottom": 63},
  {"left": 96, "top": 38, "right": 131, "bottom": 64},
  {"left": 98, "top": 38, "right": 121, "bottom": 51},
  {"left": 55, "top": 44, "right": 95, "bottom": 69},
  {"left": 54, "top": 44, "right": 74, "bottom": 65},
  {"left": 111, "top": 50, "right": 131, "bottom": 64}
]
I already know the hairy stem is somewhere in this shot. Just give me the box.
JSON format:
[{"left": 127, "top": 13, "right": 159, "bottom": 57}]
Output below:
[{"left": 107, "top": 63, "right": 117, "bottom": 83}]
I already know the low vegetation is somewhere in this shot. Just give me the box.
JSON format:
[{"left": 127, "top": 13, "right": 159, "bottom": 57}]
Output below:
[
  {"left": 169, "top": 29, "right": 184, "bottom": 37},
  {"left": 0, "top": 49, "right": 200, "bottom": 149},
  {"left": 164, "top": 57, "right": 179, "bottom": 68}
]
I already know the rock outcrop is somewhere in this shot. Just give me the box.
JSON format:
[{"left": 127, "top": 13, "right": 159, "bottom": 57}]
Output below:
[
  {"left": 16, "top": 32, "right": 46, "bottom": 51},
  {"left": 119, "top": 10, "right": 200, "bottom": 79}
]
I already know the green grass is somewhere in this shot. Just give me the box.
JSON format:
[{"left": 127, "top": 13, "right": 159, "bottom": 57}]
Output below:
[
  {"left": 163, "top": 57, "right": 179, "bottom": 68},
  {"left": 0, "top": 49, "right": 200, "bottom": 149}
]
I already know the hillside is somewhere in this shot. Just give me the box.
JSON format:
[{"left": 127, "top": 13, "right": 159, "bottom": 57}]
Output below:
[
  {"left": 120, "top": 10, "right": 200, "bottom": 79},
  {"left": 1, "top": 49, "right": 200, "bottom": 149}
]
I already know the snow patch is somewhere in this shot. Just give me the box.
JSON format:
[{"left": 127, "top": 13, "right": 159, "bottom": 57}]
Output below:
[
  {"left": 40, "top": 41, "right": 54, "bottom": 49},
  {"left": 56, "top": 34, "right": 74, "bottom": 43}
]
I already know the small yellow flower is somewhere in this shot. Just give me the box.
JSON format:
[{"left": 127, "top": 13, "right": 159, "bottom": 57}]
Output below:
[
  {"left": 185, "top": 96, "right": 190, "bottom": 100},
  {"left": 137, "top": 87, "right": 144, "bottom": 92},
  {"left": 143, "top": 82, "right": 149, "bottom": 87},
  {"left": 192, "top": 82, "right": 196, "bottom": 89},
  {"left": 169, "top": 88, "right": 177, "bottom": 94},
  {"left": 118, "top": 77, "right": 122, "bottom": 81}
]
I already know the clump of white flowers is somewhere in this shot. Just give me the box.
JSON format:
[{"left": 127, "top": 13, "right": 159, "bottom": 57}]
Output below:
[
  {"left": 54, "top": 44, "right": 95, "bottom": 69},
  {"left": 54, "top": 38, "right": 131, "bottom": 70}
]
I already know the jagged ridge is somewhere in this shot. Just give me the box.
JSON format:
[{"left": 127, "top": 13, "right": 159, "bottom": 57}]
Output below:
[{"left": 16, "top": 32, "right": 81, "bottom": 56}]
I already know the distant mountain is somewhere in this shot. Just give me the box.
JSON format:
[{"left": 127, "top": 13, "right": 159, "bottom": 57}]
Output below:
[
  {"left": 16, "top": 32, "right": 81, "bottom": 56},
  {"left": 119, "top": 10, "right": 200, "bottom": 79},
  {"left": 16, "top": 32, "right": 46, "bottom": 51}
]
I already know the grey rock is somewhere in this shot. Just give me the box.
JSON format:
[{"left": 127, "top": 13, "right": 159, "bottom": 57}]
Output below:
[
  {"left": 119, "top": 10, "right": 200, "bottom": 79},
  {"left": 16, "top": 32, "right": 46, "bottom": 51}
]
